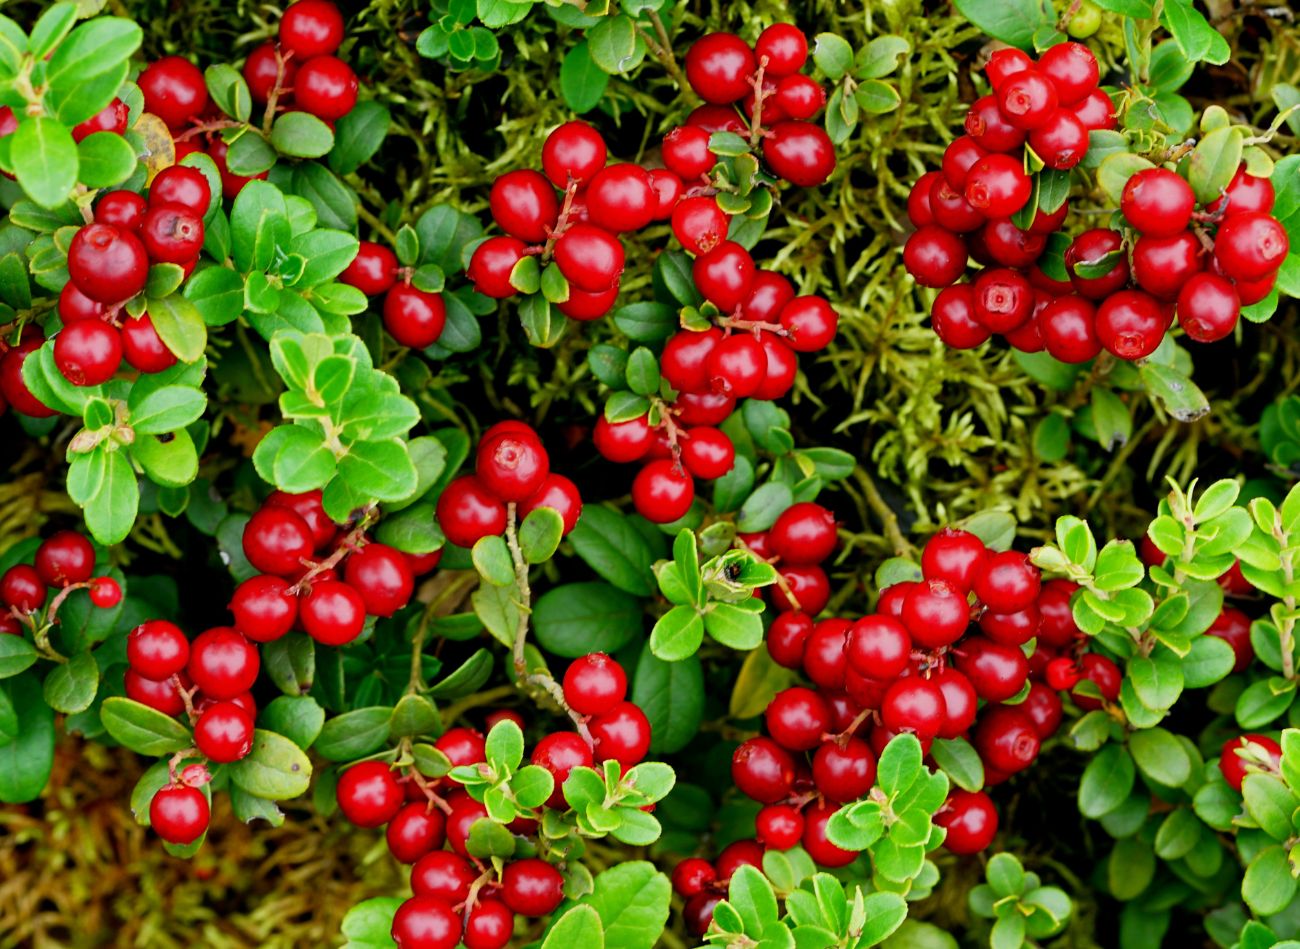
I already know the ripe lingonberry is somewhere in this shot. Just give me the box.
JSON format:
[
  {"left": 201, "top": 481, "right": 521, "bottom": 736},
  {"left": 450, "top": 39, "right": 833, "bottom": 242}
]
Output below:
[
  {"left": 121, "top": 313, "right": 178, "bottom": 374},
  {"left": 1, "top": 565, "right": 44, "bottom": 612},
  {"left": 1219, "top": 734, "right": 1283, "bottom": 792},
  {"left": 265, "top": 489, "right": 336, "bottom": 551},
  {"left": 972, "top": 268, "right": 1032, "bottom": 332},
  {"left": 801, "top": 619, "right": 850, "bottom": 689},
  {"left": 150, "top": 165, "right": 212, "bottom": 215},
  {"left": 846, "top": 615, "right": 911, "bottom": 681},
  {"left": 1132, "top": 232, "right": 1203, "bottom": 300},
  {"left": 1209, "top": 166, "right": 1275, "bottom": 217},
  {"left": 693, "top": 241, "right": 755, "bottom": 313},
  {"left": 72, "top": 98, "right": 129, "bottom": 142},
  {"left": 342, "top": 241, "right": 399, "bottom": 296},
  {"left": 244, "top": 41, "right": 296, "bottom": 104},
  {"left": 930, "top": 284, "right": 990, "bottom": 349},
  {"left": 337, "top": 760, "right": 403, "bottom": 827},
  {"left": 95, "top": 190, "right": 147, "bottom": 231},
  {"left": 194, "top": 700, "right": 255, "bottom": 763},
  {"left": 279, "top": 0, "right": 345, "bottom": 58},
  {"left": 904, "top": 226, "right": 967, "bottom": 288},
  {"left": 901, "top": 579, "right": 969, "bottom": 648},
  {"left": 294, "top": 55, "right": 358, "bottom": 120},
  {"left": 935, "top": 790, "right": 998, "bottom": 854},
  {"left": 812, "top": 737, "right": 877, "bottom": 802},
  {"left": 1037, "top": 42, "right": 1100, "bottom": 105},
  {"left": 125, "top": 668, "right": 189, "bottom": 716},
  {"left": 139, "top": 56, "right": 209, "bottom": 129},
  {"left": 391, "top": 895, "right": 462, "bottom": 949},
  {"left": 773, "top": 75, "right": 826, "bottom": 120},
  {"left": 632, "top": 459, "right": 694, "bottom": 524},
  {"left": 1206, "top": 606, "right": 1253, "bottom": 673},
  {"left": 412, "top": 851, "right": 477, "bottom": 903},
  {"left": 188, "top": 626, "right": 259, "bottom": 699},
  {"left": 1121, "top": 168, "right": 1195, "bottom": 237},
  {"left": 981, "top": 217, "right": 1047, "bottom": 268},
  {"left": 942, "top": 136, "right": 988, "bottom": 191},
  {"left": 383, "top": 283, "right": 446, "bottom": 349},
  {"left": 679, "top": 426, "right": 735, "bottom": 479},
  {"left": 953, "top": 636, "right": 1029, "bottom": 702},
  {"left": 762, "top": 121, "right": 836, "bottom": 187},
  {"left": 1071, "top": 653, "right": 1121, "bottom": 710},
  {"left": 542, "top": 121, "right": 607, "bottom": 189},
  {"left": 501, "top": 858, "right": 565, "bottom": 917},
  {"left": 554, "top": 224, "right": 624, "bottom": 292},
  {"left": 706, "top": 333, "right": 765, "bottom": 397},
  {"left": 716, "top": 839, "right": 765, "bottom": 882},
  {"left": 663, "top": 126, "right": 717, "bottom": 181},
  {"left": 1039, "top": 295, "right": 1101, "bottom": 363},
  {"left": 586, "top": 164, "right": 656, "bottom": 234},
  {"left": 753, "top": 334, "right": 798, "bottom": 400},
  {"left": 973, "top": 705, "right": 1040, "bottom": 773},
  {"left": 756, "top": 803, "right": 805, "bottom": 850},
  {"left": 921, "top": 528, "right": 988, "bottom": 591},
  {"left": 300, "top": 579, "right": 367, "bottom": 645},
  {"left": 979, "top": 605, "right": 1040, "bottom": 646},
  {"left": 802, "top": 802, "right": 856, "bottom": 868},
  {"left": 594, "top": 414, "right": 654, "bottom": 463},
  {"left": 590, "top": 701, "right": 652, "bottom": 765},
  {"left": 731, "top": 736, "right": 795, "bottom": 803},
  {"left": 435, "top": 476, "right": 508, "bottom": 547},
  {"left": 684, "top": 33, "right": 756, "bottom": 104},
  {"left": 775, "top": 565, "right": 831, "bottom": 615},
  {"left": 1095, "top": 289, "right": 1166, "bottom": 359},
  {"left": 985, "top": 48, "right": 1033, "bottom": 90},
  {"left": 1022, "top": 682, "right": 1063, "bottom": 739},
  {"left": 671, "top": 196, "right": 730, "bottom": 256},
  {"left": 476, "top": 427, "right": 549, "bottom": 502},
  {"left": 150, "top": 784, "right": 209, "bottom": 844},
  {"left": 933, "top": 667, "right": 979, "bottom": 738},
  {"left": 54, "top": 320, "right": 122, "bottom": 387},
  {"left": 767, "top": 611, "right": 814, "bottom": 669},
  {"left": 1028, "top": 108, "right": 1090, "bottom": 169},
  {"left": 230, "top": 574, "right": 298, "bottom": 642},
  {"left": 997, "top": 70, "right": 1058, "bottom": 130},
  {"left": 770, "top": 502, "right": 836, "bottom": 565},
  {"left": 68, "top": 224, "right": 149, "bottom": 304},
  {"left": 343, "top": 544, "right": 414, "bottom": 618},
  {"left": 881, "top": 677, "right": 946, "bottom": 739},
  {"left": 88, "top": 576, "right": 122, "bottom": 608},
  {"left": 35, "top": 531, "right": 95, "bottom": 587},
  {"left": 931, "top": 178, "right": 985, "bottom": 233},
  {"left": 1213, "top": 212, "right": 1289, "bottom": 281},
  {"left": 386, "top": 802, "right": 447, "bottom": 864},
  {"left": 127, "top": 620, "right": 190, "bottom": 680},
  {"left": 466, "top": 236, "right": 527, "bottom": 299},
  {"left": 558, "top": 283, "right": 619, "bottom": 320},
  {"left": 766, "top": 686, "right": 832, "bottom": 751},
  {"left": 436, "top": 727, "right": 487, "bottom": 768},
  {"left": 489, "top": 169, "right": 559, "bottom": 243},
  {"left": 778, "top": 297, "right": 838, "bottom": 351},
  {"left": 243, "top": 505, "right": 314, "bottom": 576},
  {"left": 1177, "top": 273, "right": 1241, "bottom": 343},
  {"left": 531, "top": 732, "right": 594, "bottom": 807},
  {"left": 563, "top": 653, "right": 627, "bottom": 716},
  {"left": 671, "top": 858, "right": 717, "bottom": 897},
  {"left": 755, "top": 23, "right": 808, "bottom": 76},
  {"left": 974, "top": 551, "right": 1040, "bottom": 612},
  {"left": 1072, "top": 88, "right": 1116, "bottom": 130},
  {"left": 463, "top": 899, "right": 514, "bottom": 949},
  {"left": 674, "top": 390, "right": 735, "bottom": 426},
  {"left": 964, "top": 154, "right": 1031, "bottom": 218},
  {"left": 965, "top": 95, "right": 1025, "bottom": 152}
]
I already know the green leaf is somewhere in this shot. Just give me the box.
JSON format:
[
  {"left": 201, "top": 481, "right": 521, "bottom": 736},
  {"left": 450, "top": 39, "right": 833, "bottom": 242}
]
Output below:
[
  {"left": 77, "top": 131, "right": 138, "bottom": 188},
  {"left": 389, "top": 694, "right": 440, "bottom": 739},
  {"left": 259, "top": 695, "right": 325, "bottom": 750},
  {"left": 1189, "top": 127, "right": 1244, "bottom": 204},
  {"left": 147, "top": 294, "right": 208, "bottom": 363},
  {"left": 315, "top": 706, "right": 393, "bottom": 761},
  {"left": 253, "top": 425, "right": 337, "bottom": 493},
  {"left": 0, "top": 636, "right": 39, "bottom": 679},
  {"left": 631, "top": 642, "right": 703, "bottom": 754},
  {"left": 75, "top": 449, "right": 139, "bottom": 546},
  {"left": 555, "top": 861, "right": 669, "bottom": 949},
  {"left": 728, "top": 864, "right": 781, "bottom": 935},
  {"left": 533, "top": 583, "right": 642, "bottom": 658},
  {"left": 811, "top": 33, "right": 854, "bottom": 80},
  {"left": 1079, "top": 743, "right": 1135, "bottom": 817},
  {"left": 228, "top": 729, "right": 312, "bottom": 799},
  {"left": 649, "top": 605, "right": 705, "bottom": 661},
  {"left": 12, "top": 116, "right": 78, "bottom": 209},
  {"left": 1161, "top": 0, "right": 1231, "bottom": 66},
  {"left": 951, "top": 0, "right": 1055, "bottom": 50},
  {"left": 1241, "top": 774, "right": 1298, "bottom": 840},
  {"left": 520, "top": 506, "right": 565, "bottom": 564},
  {"left": 42, "top": 651, "right": 98, "bottom": 714},
  {"left": 542, "top": 905, "right": 604, "bottom": 949},
  {"left": 930, "top": 738, "right": 985, "bottom": 792},
  {"left": 560, "top": 40, "right": 608, "bottom": 113},
  {"left": 329, "top": 101, "right": 391, "bottom": 176},
  {"left": 568, "top": 507, "right": 659, "bottom": 597},
  {"left": 485, "top": 718, "right": 525, "bottom": 771},
  {"left": 340, "top": 896, "right": 402, "bottom": 948},
  {"left": 1140, "top": 362, "right": 1210, "bottom": 422},
  {"left": 100, "top": 696, "right": 192, "bottom": 756},
  {"left": 1242, "top": 846, "right": 1297, "bottom": 915},
  {"left": 586, "top": 14, "right": 640, "bottom": 74},
  {"left": 0, "top": 674, "right": 56, "bottom": 803},
  {"left": 429, "top": 648, "right": 493, "bottom": 699},
  {"left": 1129, "top": 727, "right": 1191, "bottom": 787},
  {"left": 472, "top": 534, "right": 516, "bottom": 587},
  {"left": 271, "top": 111, "right": 335, "bottom": 158}
]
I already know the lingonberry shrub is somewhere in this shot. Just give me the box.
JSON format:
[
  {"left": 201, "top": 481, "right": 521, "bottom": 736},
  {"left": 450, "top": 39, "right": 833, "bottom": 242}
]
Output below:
[{"left": 3, "top": 3, "right": 1300, "bottom": 949}]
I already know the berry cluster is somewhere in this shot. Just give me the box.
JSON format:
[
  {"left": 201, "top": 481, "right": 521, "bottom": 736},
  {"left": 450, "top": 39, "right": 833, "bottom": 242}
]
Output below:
[
  {"left": 904, "top": 41, "right": 1291, "bottom": 362},
  {"left": 0, "top": 529, "right": 120, "bottom": 634},
  {"left": 594, "top": 286, "right": 837, "bottom": 526},
  {"left": 341, "top": 241, "right": 446, "bottom": 350},
  {"left": 677, "top": 25, "right": 835, "bottom": 187},
  {"left": 434, "top": 421, "right": 582, "bottom": 548},
  {"left": 738, "top": 501, "right": 838, "bottom": 616},
  {"left": 671, "top": 840, "right": 768, "bottom": 936},
  {"left": 331, "top": 652, "right": 648, "bottom": 949}
]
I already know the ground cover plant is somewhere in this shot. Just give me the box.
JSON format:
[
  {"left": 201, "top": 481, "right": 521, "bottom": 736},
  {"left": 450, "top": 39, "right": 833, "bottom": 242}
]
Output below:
[{"left": 2, "top": 0, "right": 1300, "bottom": 947}]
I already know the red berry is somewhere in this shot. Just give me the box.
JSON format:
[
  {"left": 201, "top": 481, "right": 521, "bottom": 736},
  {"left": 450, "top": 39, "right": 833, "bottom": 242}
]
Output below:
[
  {"left": 1094, "top": 289, "right": 1166, "bottom": 359},
  {"left": 981, "top": 217, "right": 1047, "bottom": 268},
  {"left": 54, "top": 320, "right": 121, "bottom": 387},
  {"left": 1037, "top": 42, "right": 1099, "bottom": 105},
  {"left": 300, "top": 579, "right": 367, "bottom": 645},
  {"left": 686, "top": 104, "right": 748, "bottom": 134},
  {"left": 531, "top": 732, "right": 594, "bottom": 808},
  {"left": 756, "top": 803, "right": 805, "bottom": 849},
  {"left": 972, "top": 268, "right": 1033, "bottom": 332},
  {"left": 342, "top": 241, "right": 398, "bottom": 296},
  {"left": 812, "top": 737, "right": 877, "bottom": 802},
  {"left": 1132, "top": 232, "right": 1203, "bottom": 300},
  {"left": 463, "top": 899, "right": 514, "bottom": 949},
  {"left": 1036, "top": 579, "right": 1081, "bottom": 648},
  {"left": 1045, "top": 656, "right": 1082, "bottom": 691},
  {"left": 194, "top": 699, "right": 255, "bottom": 763},
  {"left": 594, "top": 414, "right": 654, "bottom": 463},
  {"left": 671, "top": 857, "right": 717, "bottom": 897},
  {"left": 150, "top": 165, "right": 212, "bottom": 216},
  {"left": 881, "top": 677, "right": 945, "bottom": 740},
  {"left": 802, "top": 802, "right": 857, "bottom": 867},
  {"left": 1219, "top": 734, "right": 1282, "bottom": 792},
  {"left": 632, "top": 459, "right": 694, "bottom": 524},
  {"left": 542, "top": 121, "right": 607, "bottom": 189},
  {"left": 243, "top": 506, "right": 314, "bottom": 577},
  {"left": 706, "top": 333, "right": 765, "bottom": 397},
  {"left": 466, "top": 236, "right": 527, "bottom": 299},
  {"left": 1022, "top": 681, "right": 1063, "bottom": 739},
  {"left": 930, "top": 177, "right": 986, "bottom": 233},
  {"left": 673, "top": 390, "right": 735, "bottom": 426},
  {"left": 846, "top": 615, "right": 911, "bottom": 681},
  {"left": 139, "top": 56, "right": 208, "bottom": 129},
  {"left": 762, "top": 121, "right": 835, "bottom": 187},
  {"left": 953, "top": 636, "right": 1029, "bottom": 702},
  {"left": 294, "top": 55, "right": 358, "bottom": 120},
  {"left": 1177, "top": 272, "right": 1240, "bottom": 343},
  {"left": 121, "top": 312, "right": 178, "bottom": 374},
  {"left": 901, "top": 579, "right": 969, "bottom": 648},
  {"left": 766, "top": 686, "right": 831, "bottom": 751},
  {"left": 554, "top": 224, "right": 624, "bottom": 292},
  {"left": 557, "top": 283, "right": 620, "bottom": 321},
  {"left": 964, "top": 154, "right": 1032, "bottom": 218},
  {"left": 279, "top": 0, "right": 344, "bottom": 58},
  {"left": 979, "top": 605, "right": 1040, "bottom": 646},
  {"left": 487, "top": 169, "right": 559, "bottom": 243},
  {"left": 68, "top": 224, "right": 149, "bottom": 304},
  {"left": 34, "top": 531, "right": 95, "bottom": 587},
  {"left": 930, "top": 284, "right": 990, "bottom": 349},
  {"left": 1072, "top": 88, "right": 1116, "bottom": 131},
  {"left": 933, "top": 667, "right": 979, "bottom": 738},
  {"left": 772, "top": 75, "right": 825, "bottom": 120},
  {"left": 1121, "top": 168, "right": 1195, "bottom": 237},
  {"left": 776, "top": 565, "right": 831, "bottom": 615},
  {"left": 778, "top": 296, "right": 838, "bottom": 351},
  {"left": 1028, "top": 108, "right": 1090, "bottom": 169},
  {"left": 684, "top": 33, "right": 756, "bottom": 104},
  {"left": 476, "top": 428, "right": 549, "bottom": 503},
  {"left": 386, "top": 802, "right": 447, "bottom": 864},
  {"left": 671, "top": 195, "right": 730, "bottom": 256},
  {"left": 150, "top": 784, "right": 209, "bottom": 844},
  {"left": 72, "top": 97, "right": 129, "bottom": 142},
  {"left": 58, "top": 281, "right": 107, "bottom": 323},
  {"left": 942, "top": 136, "right": 989, "bottom": 191},
  {"left": 904, "top": 226, "right": 967, "bottom": 288},
  {"left": 997, "top": 70, "right": 1058, "bottom": 130},
  {"left": 716, "top": 839, "right": 764, "bottom": 882},
  {"left": 1214, "top": 212, "right": 1289, "bottom": 281},
  {"left": 382, "top": 283, "right": 446, "bottom": 349},
  {"left": 755, "top": 23, "right": 808, "bottom": 77},
  {"left": 731, "top": 736, "right": 795, "bottom": 803},
  {"left": 128, "top": 619, "right": 190, "bottom": 679},
  {"left": 586, "top": 164, "right": 656, "bottom": 234},
  {"left": 985, "top": 48, "right": 1034, "bottom": 90},
  {"left": 693, "top": 241, "right": 755, "bottom": 313},
  {"left": 187, "top": 626, "right": 259, "bottom": 699},
  {"left": 752, "top": 333, "right": 799, "bottom": 400},
  {"left": 921, "top": 528, "right": 988, "bottom": 591},
  {"left": 435, "top": 475, "right": 508, "bottom": 548},
  {"left": 663, "top": 126, "right": 717, "bottom": 181},
  {"left": 799, "top": 621, "right": 849, "bottom": 691},
  {"left": 391, "top": 895, "right": 462, "bottom": 949},
  {"left": 908, "top": 171, "right": 940, "bottom": 227},
  {"left": 265, "top": 489, "right": 337, "bottom": 551},
  {"left": 88, "top": 576, "right": 122, "bottom": 608},
  {"left": 244, "top": 41, "right": 296, "bottom": 104},
  {"left": 125, "top": 668, "right": 189, "bottom": 715},
  {"left": 974, "top": 551, "right": 1040, "bottom": 612},
  {"left": 0, "top": 337, "right": 55, "bottom": 417},
  {"left": 412, "top": 852, "right": 477, "bottom": 903},
  {"left": 770, "top": 502, "right": 836, "bottom": 565},
  {"left": 1071, "top": 653, "right": 1122, "bottom": 710},
  {"left": 95, "top": 190, "right": 147, "bottom": 231},
  {"left": 683, "top": 894, "right": 721, "bottom": 937},
  {"left": 590, "top": 701, "right": 651, "bottom": 766},
  {"left": 344, "top": 543, "right": 414, "bottom": 617},
  {"left": 1206, "top": 606, "right": 1253, "bottom": 673},
  {"left": 766, "top": 611, "right": 814, "bottom": 669},
  {"left": 661, "top": 328, "right": 721, "bottom": 394},
  {"left": 964, "top": 96, "right": 1025, "bottom": 152},
  {"left": 935, "top": 790, "right": 998, "bottom": 854},
  {"left": 1209, "top": 166, "right": 1275, "bottom": 217},
  {"left": 436, "top": 727, "right": 487, "bottom": 768},
  {"left": 1040, "top": 295, "right": 1101, "bottom": 363},
  {"left": 563, "top": 653, "right": 627, "bottom": 716},
  {"left": 973, "top": 705, "right": 1040, "bottom": 773},
  {"left": 680, "top": 426, "right": 735, "bottom": 479},
  {"left": 337, "top": 760, "right": 403, "bottom": 827},
  {"left": 230, "top": 574, "right": 298, "bottom": 642},
  {"left": 501, "top": 858, "right": 565, "bottom": 917}
]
